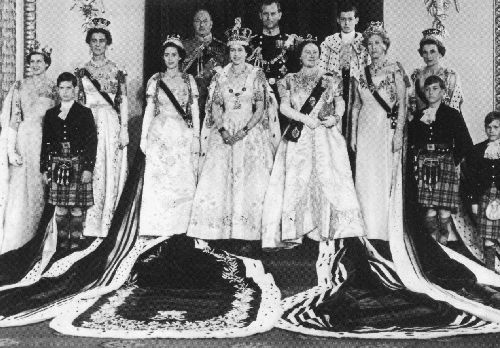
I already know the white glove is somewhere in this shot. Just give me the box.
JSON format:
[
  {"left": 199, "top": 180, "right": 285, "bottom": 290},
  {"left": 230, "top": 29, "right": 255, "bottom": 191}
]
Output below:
[{"left": 7, "top": 127, "right": 22, "bottom": 166}]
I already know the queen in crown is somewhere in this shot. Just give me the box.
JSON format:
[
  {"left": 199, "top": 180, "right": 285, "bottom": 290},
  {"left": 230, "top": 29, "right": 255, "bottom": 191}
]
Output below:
[
  {"left": 187, "top": 18, "right": 280, "bottom": 253},
  {"left": 74, "top": 17, "right": 129, "bottom": 239},
  {"left": 0, "top": 41, "right": 57, "bottom": 253}
]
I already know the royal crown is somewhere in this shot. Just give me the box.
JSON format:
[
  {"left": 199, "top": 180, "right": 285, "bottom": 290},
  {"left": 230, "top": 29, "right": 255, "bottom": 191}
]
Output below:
[
  {"left": 225, "top": 18, "right": 253, "bottom": 45},
  {"left": 363, "top": 21, "right": 387, "bottom": 38},
  {"left": 163, "top": 34, "right": 184, "bottom": 49},
  {"left": 27, "top": 40, "right": 52, "bottom": 59},
  {"left": 421, "top": 28, "right": 445, "bottom": 45}
]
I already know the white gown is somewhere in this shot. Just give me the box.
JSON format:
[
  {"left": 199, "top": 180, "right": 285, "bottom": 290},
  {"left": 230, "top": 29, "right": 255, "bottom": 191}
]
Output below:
[
  {"left": 187, "top": 63, "right": 280, "bottom": 241},
  {"left": 262, "top": 72, "right": 365, "bottom": 248},
  {"left": 0, "top": 78, "right": 56, "bottom": 253},
  {"left": 139, "top": 73, "right": 199, "bottom": 237},
  {"left": 77, "top": 61, "right": 128, "bottom": 238}
]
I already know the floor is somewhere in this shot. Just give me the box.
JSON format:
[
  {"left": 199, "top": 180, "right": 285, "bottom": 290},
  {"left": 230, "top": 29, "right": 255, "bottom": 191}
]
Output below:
[{"left": 1, "top": 240, "right": 500, "bottom": 347}]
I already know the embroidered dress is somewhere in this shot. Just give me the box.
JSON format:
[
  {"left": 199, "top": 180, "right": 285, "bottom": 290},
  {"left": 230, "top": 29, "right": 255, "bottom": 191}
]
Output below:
[
  {"left": 262, "top": 72, "right": 364, "bottom": 248},
  {"left": 139, "top": 73, "right": 199, "bottom": 237},
  {"left": 0, "top": 77, "right": 56, "bottom": 253},
  {"left": 76, "top": 60, "right": 128, "bottom": 237},
  {"left": 187, "top": 63, "right": 280, "bottom": 241},
  {"left": 354, "top": 61, "right": 404, "bottom": 240}
]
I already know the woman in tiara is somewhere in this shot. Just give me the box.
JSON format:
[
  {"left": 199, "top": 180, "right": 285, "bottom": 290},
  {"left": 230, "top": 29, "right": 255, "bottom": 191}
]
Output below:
[
  {"left": 0, "top": 42, "right": 57, "bottom": 253},
  {"left": 139, "top": 35, "right": 200, "bottom": 236},
  {"left": 75, "top": 17, "right": 129, "bottom": 239},
  {"left": 350, "top": 21, "right": 407, "bottom": 243},
  {"left": 410, "top": 28, "right": 464, "bottom": 114},
  {"left": 187, "top": 18, "right": 280, "bottom": 252},
  {"left": 261, "top": 39, "right": 364, "bottom": 271}
]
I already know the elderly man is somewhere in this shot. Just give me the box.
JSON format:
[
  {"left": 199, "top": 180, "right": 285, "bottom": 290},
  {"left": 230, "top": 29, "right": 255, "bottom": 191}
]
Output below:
[
  {"left": 249, "top": 0, "right": 299, "bottom": 134},
  {"left": 183, "top": 9, "right": 226, "bottom": 126}
]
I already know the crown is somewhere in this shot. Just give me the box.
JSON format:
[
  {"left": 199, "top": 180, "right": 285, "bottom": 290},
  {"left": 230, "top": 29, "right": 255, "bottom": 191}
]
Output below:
[
  {"left": 363, "top": 21, "right": 387, "bottom": 38},
  {"left": 27, "top": 40, "right": 52, "bottom": 59},
  {"left": 163, "top": 34, "right": 184, "bottom": 49},
  {"left": 225, "top": 18, "right": 252, "bottom": 46},
  {"left": 421, "top": 28, "right": 445, "bottom": 45}
]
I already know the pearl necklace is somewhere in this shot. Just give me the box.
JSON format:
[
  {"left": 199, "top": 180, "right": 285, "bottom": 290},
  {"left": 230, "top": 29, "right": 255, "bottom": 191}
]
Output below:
[{"left": 89, "top": 58, "right": 109, "bottom": 69}]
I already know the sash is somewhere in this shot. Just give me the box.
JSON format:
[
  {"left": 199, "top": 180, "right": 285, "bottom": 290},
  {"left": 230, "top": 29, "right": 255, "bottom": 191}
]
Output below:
[
  {"left": 283, "top": 75, "right": 328, "bottom": 142},
  {"left": 364, "top": 66, "right": 398, "bottom": 129},
  {"left": 77, "top": 68, "right": 117, "bottom": 110},
  {"left": 415, "top": 78, "right": 427, "bottom": 104},
  {"left": 158, "top": 77, "right": 193, "bottom": 128}
]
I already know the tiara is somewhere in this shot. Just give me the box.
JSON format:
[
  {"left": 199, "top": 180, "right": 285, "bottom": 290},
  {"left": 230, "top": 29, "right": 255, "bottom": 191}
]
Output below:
[
  {"left": 86, "top": 17, "right": 110, "bottom": 30},
  {"left": 421, "top": 28, "right": 445, "bottom": 45},
  {"left": 163, "top": 34, "right": 184, "bottom": 49},
  {"left": 27, "top": 40, "right": 52, "bottom": 59},
  {"left": 296, "top": 34, "right": 317, "bottom": 43},
  {"left": 363, "top": 21, "right": 387, "bottom": 38},
  {"left": 225, "top": 18, "right": 252, "bottom": 46}
]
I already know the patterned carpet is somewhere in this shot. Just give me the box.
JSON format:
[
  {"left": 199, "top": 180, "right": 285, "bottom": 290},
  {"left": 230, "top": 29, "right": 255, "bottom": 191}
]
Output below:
[{"left": 1, "top": 239, "right": 500, "bottom": 347}]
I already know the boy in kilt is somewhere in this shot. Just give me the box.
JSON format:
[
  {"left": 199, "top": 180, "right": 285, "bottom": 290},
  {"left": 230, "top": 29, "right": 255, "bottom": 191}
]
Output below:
[
  {"left": 462, "top": 112, "right": 500, "bottom": 270},
  {"left": 41, "top": 72, "right": 97, "bottom": 250},
  {"left": 408, "top": 75, "right": 473, "bottom": 245}
]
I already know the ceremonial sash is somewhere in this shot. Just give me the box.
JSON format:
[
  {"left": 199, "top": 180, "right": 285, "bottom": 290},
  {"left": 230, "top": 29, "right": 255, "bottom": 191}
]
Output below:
[
  {"left": 365, "top": 66, "right": 398, "bottom": 129},
  {"left": 158, "top": 77, "right": 193, "bottom": 128},
  {"left": 283, "top": 75, "right": 327, "bottom": 142}
]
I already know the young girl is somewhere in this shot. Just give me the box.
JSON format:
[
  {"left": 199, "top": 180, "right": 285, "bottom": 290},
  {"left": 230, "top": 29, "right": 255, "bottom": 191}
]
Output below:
[{"left": 463, "top": 111, "right": 500, "bottom": 270}]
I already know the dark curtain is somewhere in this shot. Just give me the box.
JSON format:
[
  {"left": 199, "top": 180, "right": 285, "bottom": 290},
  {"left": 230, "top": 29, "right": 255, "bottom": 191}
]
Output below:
[{"left": 143, "top": 0, "right": 383, "bottom": 84}]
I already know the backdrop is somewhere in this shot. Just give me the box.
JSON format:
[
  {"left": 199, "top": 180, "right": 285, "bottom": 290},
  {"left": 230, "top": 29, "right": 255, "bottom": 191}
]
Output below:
[{"left": 143, "top": 0, "right": 383, "bottom": 84}]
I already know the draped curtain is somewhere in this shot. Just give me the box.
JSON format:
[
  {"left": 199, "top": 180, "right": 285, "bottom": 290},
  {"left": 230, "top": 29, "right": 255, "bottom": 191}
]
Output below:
[
  {"left": 0, "top": 0, "right": 16, "bottom": 110},
  {"left": 144, "top": 0, "right": 383, "bottom": 83}
]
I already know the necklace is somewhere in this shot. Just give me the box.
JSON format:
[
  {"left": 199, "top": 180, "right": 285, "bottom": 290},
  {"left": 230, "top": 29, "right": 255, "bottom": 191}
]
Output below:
[
  {"left": 230, "top": 64, "right": 248, "bottom": 78},
  {"left": 370, "top": 58, "right": 389, "bottom": 75},
  {"left": 89, "top": 58, "right": 109, "bottom": 69}
]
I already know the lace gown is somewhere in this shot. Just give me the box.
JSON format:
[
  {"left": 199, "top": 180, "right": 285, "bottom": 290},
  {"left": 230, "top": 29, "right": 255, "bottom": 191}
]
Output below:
[
  {"left": 188, "top": 64, "right": 277, "bottom": 241},
  {"left": 262, "top": 72, "right": 364, "bottom": 248},
  {"left": 139, "top": 73, "right": 199, "bottom": 236},
  {"left": 77, "top": 61, "right": 128, "bottom": 237},
  {"left": 0, "top": 78, "right": 56, "bottom": 253},
  {"left": 354, "top": 62, "right": 405, "bottom": 241}
]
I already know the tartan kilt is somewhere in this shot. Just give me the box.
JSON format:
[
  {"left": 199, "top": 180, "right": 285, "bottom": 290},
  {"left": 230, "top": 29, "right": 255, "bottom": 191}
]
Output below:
[
  {"left": 477, "top": 185, "right": 500, "bottom": 239},
  {"left": 47, "top": 156, "right": 94, "bottom": 207},
  {"left": 415, "top": 152, "right": 459, "bottom": 211}
]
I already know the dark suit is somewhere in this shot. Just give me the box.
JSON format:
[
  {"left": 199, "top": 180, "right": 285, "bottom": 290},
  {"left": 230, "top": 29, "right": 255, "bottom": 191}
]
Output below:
[
  {"left": 408, "top": 103, "right": 473, "bottom": 165},
  {"left": 40, "top": 101, "right": 97, "bottom": 174}
]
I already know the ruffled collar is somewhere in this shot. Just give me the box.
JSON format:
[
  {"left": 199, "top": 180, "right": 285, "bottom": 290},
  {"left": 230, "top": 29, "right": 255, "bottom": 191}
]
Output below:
[{"left": 485, "top": 139, "right": 500, "bottom": 159}]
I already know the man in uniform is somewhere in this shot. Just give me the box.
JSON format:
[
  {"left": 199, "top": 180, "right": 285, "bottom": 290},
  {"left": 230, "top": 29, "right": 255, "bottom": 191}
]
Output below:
[
  {"left": 249, "top": 0, "right": 299, "bottom": 134},
  {"left": 183, "top": 9, "right": 227, "bottom": 126}
]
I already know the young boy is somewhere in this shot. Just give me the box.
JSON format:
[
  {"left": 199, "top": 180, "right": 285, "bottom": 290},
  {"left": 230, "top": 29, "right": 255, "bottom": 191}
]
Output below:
[
  {"left": 462, "top": 112, "right": 500, "bottom": 270},
  {"left": 408, "top": 75, "right": 473, "bottom": 245},
  {"left": 318, "top": 2, "right": 369, "bottom": 171},
  {"left": 41, "top": 72, "right": 97, "bottom": 250}
]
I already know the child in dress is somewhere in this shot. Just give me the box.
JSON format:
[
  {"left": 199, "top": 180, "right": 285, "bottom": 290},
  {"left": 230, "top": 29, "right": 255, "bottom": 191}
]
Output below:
[
  {"left": 462, "top": 112, "right": 500, "bottom": 270},
  {"left": 408, "top": 75, "right": 472, "bottom": 245},
  {"left": 41, "top": 72, "right": 97, "bottom": 250}
]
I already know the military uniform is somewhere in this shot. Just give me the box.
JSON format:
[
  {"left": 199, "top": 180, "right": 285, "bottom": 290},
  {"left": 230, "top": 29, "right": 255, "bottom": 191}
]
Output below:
[
  {"left": 183, "top": 35, "right": 227, "bottom": 126},
  {"left": 249, "top": 32, "right": 300, "bottom": 134}
]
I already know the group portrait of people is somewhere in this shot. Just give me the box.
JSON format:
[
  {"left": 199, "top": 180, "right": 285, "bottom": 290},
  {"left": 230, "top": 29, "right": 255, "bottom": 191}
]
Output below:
[{"left": 1, "top": 0, "right": 500, "bottom": 341}]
